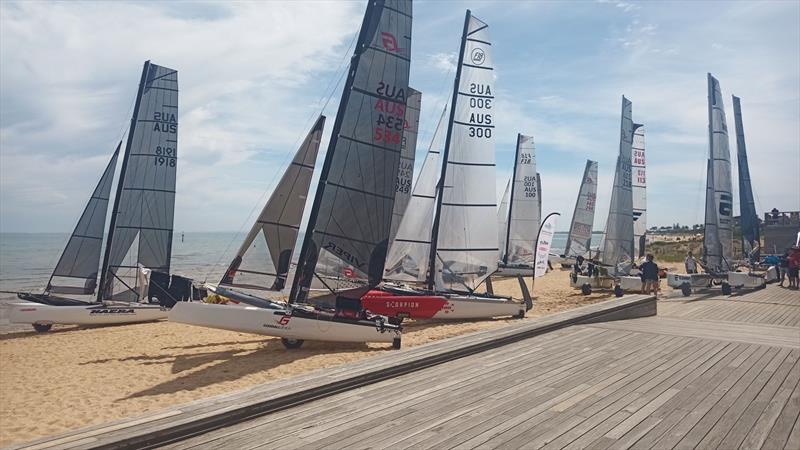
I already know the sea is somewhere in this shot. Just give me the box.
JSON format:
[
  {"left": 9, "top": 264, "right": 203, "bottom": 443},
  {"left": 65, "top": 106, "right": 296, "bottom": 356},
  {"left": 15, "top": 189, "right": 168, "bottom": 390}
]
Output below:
[{"left": 0, "top": 231, "right": 605, "bottom": 303}]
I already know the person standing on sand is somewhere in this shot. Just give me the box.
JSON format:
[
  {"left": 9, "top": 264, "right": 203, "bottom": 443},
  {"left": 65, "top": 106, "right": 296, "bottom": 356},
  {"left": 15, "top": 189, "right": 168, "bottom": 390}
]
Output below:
[
  {"left": 778, "top": 250, "right": 790, "bottom": 287},
  {"left": 685, "top": 251, "right": 698, "bottom": 274},
  {"left": 788, "top": 247, "right": 800, "bottom": 289},
  {"left": 640, "top": 254, "right": 660, "bottom": 296}
]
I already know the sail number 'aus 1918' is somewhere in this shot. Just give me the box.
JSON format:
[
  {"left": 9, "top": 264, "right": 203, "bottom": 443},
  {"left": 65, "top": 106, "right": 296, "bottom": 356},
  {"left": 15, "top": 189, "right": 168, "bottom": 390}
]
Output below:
[{"left": 154, "top": 146, "right": 176, "bottom": 167}]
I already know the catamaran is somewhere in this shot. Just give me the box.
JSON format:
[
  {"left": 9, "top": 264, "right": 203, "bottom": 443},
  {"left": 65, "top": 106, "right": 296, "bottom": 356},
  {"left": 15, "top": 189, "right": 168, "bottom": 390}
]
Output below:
[
  {"left": 362, "top": 10, "right": 530, "bottom": 321},
  {"left": 495, "top": 134, "right": 543, "bottom": 277},
  {"left": 550, "top": 160, "right": 598, "bottom": 268},
  {"left": 571, "top": 96, "right": 642, "bottom": 296},
  {"left": 11, "top": 61, "right": 180, "bottom": 331},
  {"left": 170, "top": 0, "right": 412, "bottom": 348}
]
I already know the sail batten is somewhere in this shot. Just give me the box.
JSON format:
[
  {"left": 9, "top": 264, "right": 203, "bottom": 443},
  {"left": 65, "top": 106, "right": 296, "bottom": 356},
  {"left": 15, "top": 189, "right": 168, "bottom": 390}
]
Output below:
[
  {"left": 290, "top": 0, "right": 412, "bottom": 303},
  {"left": 47, "top": 143, "right": 121, "bottom": 295},
  {"left": 220, "top": 116, "right": 326, "bottom": 292}
]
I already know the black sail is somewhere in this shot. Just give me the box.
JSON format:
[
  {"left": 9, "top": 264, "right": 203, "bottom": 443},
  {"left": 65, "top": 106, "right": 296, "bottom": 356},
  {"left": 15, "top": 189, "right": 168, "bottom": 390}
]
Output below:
[
  {"left": 220, "top": 116, "right": 326, "bottom": 291},
  {"left": 99, "top": 61, "right": 179, "bottom": 301},
  {"left": 47, "top": 143, "right": 120, "bottom": 295},
  {"left": 290, "top": 0, "right": 412, "bottom": 304}
]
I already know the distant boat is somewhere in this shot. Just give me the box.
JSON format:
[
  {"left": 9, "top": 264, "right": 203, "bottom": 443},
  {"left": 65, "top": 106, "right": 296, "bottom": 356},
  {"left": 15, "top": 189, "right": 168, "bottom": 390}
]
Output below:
[
  {"left": 170, "top": 0, "right": 411, "bottom": 349},
  {"left": 496, "top": 134, "right": 542, "bottom": 276},
  {"left": 362, "top": 10, "right": 529, "bottom": 321},
  {"left": 11, "top": 61, "right": 180, "bottom": 331}
]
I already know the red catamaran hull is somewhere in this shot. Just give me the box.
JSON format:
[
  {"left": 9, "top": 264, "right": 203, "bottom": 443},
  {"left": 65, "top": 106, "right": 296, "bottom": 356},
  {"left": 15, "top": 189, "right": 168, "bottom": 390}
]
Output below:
[{"left": 362, "top": 289, "right": 525, "bottom": 320}]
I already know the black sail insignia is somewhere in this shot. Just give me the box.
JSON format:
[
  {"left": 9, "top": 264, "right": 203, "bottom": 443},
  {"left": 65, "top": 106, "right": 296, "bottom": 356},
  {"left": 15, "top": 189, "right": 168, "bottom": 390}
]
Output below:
[
  {"left": 220, "top": 116, "right": 326, "bottom": 292},
  {"left": 99, "top": 61, "right": 179, "bottom": 301},
  {"left": 290, "top": 0, "right": 412, "bottom": 304}
]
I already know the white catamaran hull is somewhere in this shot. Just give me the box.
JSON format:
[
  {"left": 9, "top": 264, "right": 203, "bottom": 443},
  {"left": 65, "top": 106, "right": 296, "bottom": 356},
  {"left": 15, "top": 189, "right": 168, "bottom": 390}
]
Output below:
[
  {"left": 169, "top": 302, "right": 399, "bottom": 344},
  {"left": 569, "top": 275, "right": 642, "bottom": 295},
  {"left": 9, "top": 302, "right": 167, "bottom": 328},
  {"left": 494, "top": 265, "right": 536, "bottom": 277},
  {"left": 727, "top": 272, "right": 766, "bottom": 290}
]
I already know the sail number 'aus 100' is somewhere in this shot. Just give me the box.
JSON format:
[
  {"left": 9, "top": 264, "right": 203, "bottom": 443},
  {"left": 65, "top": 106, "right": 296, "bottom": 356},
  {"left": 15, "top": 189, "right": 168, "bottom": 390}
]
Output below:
[{"left": 467, "top": 83, "right": 492, "bottom": 139}]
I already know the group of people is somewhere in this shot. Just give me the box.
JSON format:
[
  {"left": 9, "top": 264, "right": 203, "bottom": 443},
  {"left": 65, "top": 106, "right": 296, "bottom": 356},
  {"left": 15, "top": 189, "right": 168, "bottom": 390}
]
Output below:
[{"left": 774, "top": 247, "right": 800, "bottom": 289}]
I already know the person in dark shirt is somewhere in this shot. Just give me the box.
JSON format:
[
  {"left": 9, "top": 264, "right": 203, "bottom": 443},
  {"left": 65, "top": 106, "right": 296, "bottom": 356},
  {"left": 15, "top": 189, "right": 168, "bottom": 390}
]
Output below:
[{"left": 639, "top": 253, "right": 660, "bottom": 295}]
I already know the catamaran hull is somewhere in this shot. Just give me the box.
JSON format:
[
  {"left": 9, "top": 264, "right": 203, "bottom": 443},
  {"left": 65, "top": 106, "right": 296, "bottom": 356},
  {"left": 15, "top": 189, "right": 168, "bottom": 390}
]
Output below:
[
  {"left": 362, "top": 290, "right": 525, "bottom": 320},
  {"left": 494, "top": 265, "right": 535, "bottom": 277},
  {"left": 9, "top": 302, "right": 167, "bottom": 328},
  {"left": 169, "top": 302, "right": 399, "bottom": 344},
  {"left": 569, "top": 275, "right": 644, "bottom": 296},
  {"left": 727, "top": 272, "right": 766, "bottom": 290}
]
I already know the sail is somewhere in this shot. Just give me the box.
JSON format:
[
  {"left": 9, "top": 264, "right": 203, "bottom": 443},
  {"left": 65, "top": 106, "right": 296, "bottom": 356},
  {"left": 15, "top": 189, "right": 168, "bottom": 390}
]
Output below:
[
  {"left": 99, "top": 61, "right": 179, "bottom": 301},
  {"left": 47, "top": 144, "right": 120, "bottom": 295},
  {"left": 601, "top": 96, "right": 634, "bottom": 276},
  {"left": 732, "top": 95, "right": 759, "bottom": 258},
  {"left": 703, "top": 74, "right": 733, "bottom": 271},
  {"left": 504, "top": 134, "right": 540, "bottom": 266},
  {"left": 289, "top": 0, "right": 412, "bottom": 303},
  {"left": 220, "top": 116, "right": 326, "bottom": 292},
  {"left": 564, "top": 160, "right": 598, "bottom": 258},
  {"left": 430, "top": 11, "right": 497, "bottom": 292},
  {"left": 388, "top": 87, "right": 422, "bottom": 243},
  {"left": 632, "top": 123, "right": 647, "bottom": 258},
  {"left": 497, "top": 179, "right": 510, "bottom": 261}
]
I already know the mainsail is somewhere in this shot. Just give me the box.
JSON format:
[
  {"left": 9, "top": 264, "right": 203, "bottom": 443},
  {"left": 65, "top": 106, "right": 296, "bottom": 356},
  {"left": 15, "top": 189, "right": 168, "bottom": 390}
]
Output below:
[
  {"left": 497, "top": 179, "right": 510, "bottom": 261},
  {"left": 732, "top": 95, "right": 759, "bottom": 258},
  {"left": 429, "top": 10, "right": 497, "bottom": 292},
  {"left": 99, "top": 61, "right": 179, "bottom": 301},
  {"left": 503, "top": 134, "right": 540, "bottom": 266},
  {"left": 564, "top": 160, "right": 598, "bottom": 258},
  {"left": 384, "top": 105, "right": 446, "bottom": 283},
  {"left": 289, "top": 0, "right": 412, "bottom": 303},
  {"left": 220, "top": 116, "right": 326, "bottom": 292},
  {"left": 46, "top": 143, "right": 120, "bottom": 295},
  {"left": 601, "top": 96, "right": 634, "bottom": 276},
  {"left": 389, "top": 88, "right": 421, "bottom": 243},
  {"left": 632, "top": 123, "right": 647, "bottom": 258},
  {"left": 703, "top": 74, "right": 733, "bottom": 271}
]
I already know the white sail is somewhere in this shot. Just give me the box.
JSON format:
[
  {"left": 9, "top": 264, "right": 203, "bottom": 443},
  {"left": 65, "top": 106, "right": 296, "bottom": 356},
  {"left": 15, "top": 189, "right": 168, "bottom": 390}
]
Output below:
[
  {"left": 433, "top": 12, "right": 498, "bottom": 291},
  {"left": 564, "top": 160, "right": 598, "bottom": 258},
  {"left": 497, "top": 179, "right": 510, "bottom": 261},
  {"left": 601, "top": 96, "right": 634, "bottom": 276},
  {"left": 504, "top": 134, "right": 540, "bottom": 266},
  {"left": 389, "top": 88, "right": 422, "bottom": 243},
  {"left": 703, "top": 74, "right": 734, "bottom": 271},
  {"left": 632, "top": 123, "right": 646, "bottom": 258}
]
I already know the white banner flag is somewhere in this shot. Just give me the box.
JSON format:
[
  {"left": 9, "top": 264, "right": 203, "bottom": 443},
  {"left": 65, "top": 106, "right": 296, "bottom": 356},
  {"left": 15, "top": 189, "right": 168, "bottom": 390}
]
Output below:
[{"left": 534, "top": 213, "right": 560, "bottom": 278}]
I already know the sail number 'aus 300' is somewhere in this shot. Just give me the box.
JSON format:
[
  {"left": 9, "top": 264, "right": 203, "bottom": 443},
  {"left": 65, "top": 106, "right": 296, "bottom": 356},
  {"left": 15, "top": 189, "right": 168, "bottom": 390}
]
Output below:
[{"left": 466, "top": 83, "right": 492, "bottom": 139}]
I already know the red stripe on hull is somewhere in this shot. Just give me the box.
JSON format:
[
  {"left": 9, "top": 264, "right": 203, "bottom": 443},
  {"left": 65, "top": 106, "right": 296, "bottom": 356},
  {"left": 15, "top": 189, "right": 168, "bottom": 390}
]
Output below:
[{"left": 362, "top": 290, "right": 450, "bottom": 319}]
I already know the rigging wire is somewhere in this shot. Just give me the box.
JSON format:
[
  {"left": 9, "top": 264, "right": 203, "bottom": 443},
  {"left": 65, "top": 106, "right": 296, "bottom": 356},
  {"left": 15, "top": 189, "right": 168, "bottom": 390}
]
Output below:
[{"left": 201, "top": 30, "right": 360, "bottom": 283}]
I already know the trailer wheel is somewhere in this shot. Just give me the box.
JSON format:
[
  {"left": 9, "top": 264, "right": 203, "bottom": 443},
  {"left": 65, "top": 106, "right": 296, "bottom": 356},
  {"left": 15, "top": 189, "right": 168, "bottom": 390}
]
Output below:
[
  {"left": 514, "top": 310, "right": 525, "bottom": 319},
  {"left": 614, "top": 285, "right": 624, "bottom": 298},
  {"left": 680, "top": 283, "right": 692, "bottom": 297},
  {"left": 32, "top": 323, "right": 52, "bottom": 333},
  {"left": 721, "top": 282, "right": 732, "bottom": 296},
  {"left": 581, "top": 283, "right": 592, "bottom": 295},
  {"left": 281, "top": 338, "right": 304, "bottom": 349},
  {"left": 392, "top": 338, "right": 401, "bottom": 350}
]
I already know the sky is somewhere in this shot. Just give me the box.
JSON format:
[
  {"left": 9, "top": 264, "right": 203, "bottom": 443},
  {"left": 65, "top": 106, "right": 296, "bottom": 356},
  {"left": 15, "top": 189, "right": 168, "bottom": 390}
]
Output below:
[{"left": 1, "top": 0, "right": 798, "bottom": 234}]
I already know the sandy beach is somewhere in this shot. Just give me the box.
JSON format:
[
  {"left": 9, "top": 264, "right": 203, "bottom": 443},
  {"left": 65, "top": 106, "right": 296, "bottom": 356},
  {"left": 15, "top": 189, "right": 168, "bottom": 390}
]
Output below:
[{"left": 0, "top": 267, "right": 626, "bottom": 446}]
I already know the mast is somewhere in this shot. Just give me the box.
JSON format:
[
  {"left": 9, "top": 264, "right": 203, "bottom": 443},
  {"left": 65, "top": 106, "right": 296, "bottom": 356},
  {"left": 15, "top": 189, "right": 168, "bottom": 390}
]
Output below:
[
  {"left": 503, "top": 133, "right": 522, "bottom": 264},
  {"left": 97, "top": 61, "right": 150, "bottom": 302},
  {"left": 426, "top": 9, "right": 471, "bottom": 291}
]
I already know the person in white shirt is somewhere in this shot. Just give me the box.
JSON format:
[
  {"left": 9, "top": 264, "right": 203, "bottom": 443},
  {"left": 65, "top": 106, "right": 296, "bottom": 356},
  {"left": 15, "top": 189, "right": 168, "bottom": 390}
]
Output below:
[{"left": 685, "top": 251, "right": 698, "bottom": 274}]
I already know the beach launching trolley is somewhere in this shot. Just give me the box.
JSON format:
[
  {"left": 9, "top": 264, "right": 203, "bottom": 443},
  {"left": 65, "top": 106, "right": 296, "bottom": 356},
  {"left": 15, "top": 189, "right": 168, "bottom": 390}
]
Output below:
[
  {"left": 11, "top": 61, "right": 181, "bottom": 330},
  {"left": 170, "top": 0, "right": 412, "bottom": 348}
]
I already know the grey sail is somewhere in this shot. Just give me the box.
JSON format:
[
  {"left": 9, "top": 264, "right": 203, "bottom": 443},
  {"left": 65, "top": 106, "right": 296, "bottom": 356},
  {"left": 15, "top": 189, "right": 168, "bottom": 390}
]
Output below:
[
  {"left": 99, "top": 61, "right": 179, "bottom": 301},
  {"left": 290, "top": 0, "right": 412, "bottom": 304},
  {"left": 732, "top": 95, "right": 759, "bottom": 258},
  {"left": 220, "top": 116, "right": 326, "bottom": 292},
  {"left": 600, "top": 96, "right": 634, "bottom": 276},
  {"left": 47, "top": 143, "right": 121, "bottom": 295},
  {"left": 631, "top": 123, "right": 647, "bottom": 258},
  {"left": 564, "top": 160, "right": 598, "bottom": 258},
  {"left": 389, "top": 88, "right": 422, "bottom": 243},
  {"left": 497, "top": 179, "right": 511, "bottom": 262},
  {"left": 504, "top": 134, "right": 540, "bottom": 266},
  {"left": 703, "top": 74, "right": 733, "bottom": 271}
]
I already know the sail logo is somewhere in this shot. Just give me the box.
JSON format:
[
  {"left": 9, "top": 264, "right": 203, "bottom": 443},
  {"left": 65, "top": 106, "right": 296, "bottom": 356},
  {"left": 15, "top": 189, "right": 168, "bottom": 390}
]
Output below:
[
  {"left": 90, "top": 309, "right": 135, "bottom": 315},
  {"left": 719, "top": 194, "right": 733, "bottom": 217},
  {"left": 380, "top": 32, "right": 406, "bottom": 55},
  {"left": 471, "top": 48, "right": 486, "bottom": 65},
  {"left": 323, "top": 241, "right": 364, "bottom": 268},
  {"left": 278, "top": 315, "right": 291, "bottom": 326}
]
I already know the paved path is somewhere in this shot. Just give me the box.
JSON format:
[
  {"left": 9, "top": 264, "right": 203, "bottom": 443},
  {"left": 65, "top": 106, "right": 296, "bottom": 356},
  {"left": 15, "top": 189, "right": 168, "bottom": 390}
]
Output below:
[{"left": 166, "top": 285, "right": 800, "bottom": 450}]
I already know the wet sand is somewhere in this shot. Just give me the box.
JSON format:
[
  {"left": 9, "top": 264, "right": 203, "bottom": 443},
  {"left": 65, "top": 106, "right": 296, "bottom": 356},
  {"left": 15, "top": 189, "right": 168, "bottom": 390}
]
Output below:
[{"left": 0, "top": 268, "right": 616, "bottom": 446}]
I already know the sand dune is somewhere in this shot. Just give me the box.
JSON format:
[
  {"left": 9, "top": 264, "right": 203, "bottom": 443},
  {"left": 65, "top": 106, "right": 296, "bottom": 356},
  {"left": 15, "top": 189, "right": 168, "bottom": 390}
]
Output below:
[{"left": 0, "top": 268, "right": 619, "bottom": 446}]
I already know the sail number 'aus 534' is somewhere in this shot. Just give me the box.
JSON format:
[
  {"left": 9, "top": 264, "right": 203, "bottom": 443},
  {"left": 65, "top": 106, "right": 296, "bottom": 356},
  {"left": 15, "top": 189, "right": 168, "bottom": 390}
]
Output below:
[{"left": 374, "top": 82, "right": 407, "bottom": 146}]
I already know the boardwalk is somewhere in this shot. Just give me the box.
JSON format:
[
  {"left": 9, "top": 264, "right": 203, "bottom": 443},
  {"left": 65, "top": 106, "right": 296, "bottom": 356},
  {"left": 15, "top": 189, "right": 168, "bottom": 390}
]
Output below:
[{"left": 166, "top": 285, "right": 800, "bottom": 450}]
